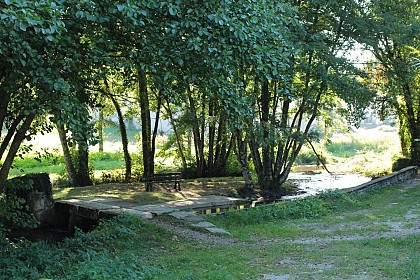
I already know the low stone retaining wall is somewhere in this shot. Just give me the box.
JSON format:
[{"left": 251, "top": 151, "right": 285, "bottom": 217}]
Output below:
[{"left": 346, "top": 166, "right": 419, "bottom": 193}]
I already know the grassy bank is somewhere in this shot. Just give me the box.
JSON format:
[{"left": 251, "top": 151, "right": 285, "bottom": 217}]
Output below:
[{"left": 2, "top": 180, "right": 418, "bottom": 279}]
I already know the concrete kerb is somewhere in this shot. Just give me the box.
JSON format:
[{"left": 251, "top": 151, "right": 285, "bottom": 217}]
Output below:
[{"left": 346, "top": 166, "right": 419, "bottom": 194}]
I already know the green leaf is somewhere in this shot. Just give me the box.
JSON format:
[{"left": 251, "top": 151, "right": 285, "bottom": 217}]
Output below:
[
  {"left": 75, "top": 11, "right": 84, "bottom": 19},
  {"left": 168, "top": 6, "right": 177, "bottom": 16}
]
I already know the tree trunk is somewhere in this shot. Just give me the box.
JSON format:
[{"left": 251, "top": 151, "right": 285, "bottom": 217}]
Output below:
[
  {"left": 401, "top": 82, "right": 420, "bottom": 165},
  {"left": 76, "top": 139, "right": 92, "bottom": 186},
  {"left": 151, "top": 93, "right": 162, "bottom": 170},
  {"left": 138, "top": 69, "right": 154, "bottom": 191},
  {"left": 108, "top": 93, "right": 132, "bottom": 182},
  {"left": 188, "top": 88, "right": 205, "bottom": 177},
  {"left": 98, "top": 107, "right": 104, "bottom": 152},
  {"left": 235, "top": 130, "right": 254, "bottom": 189},
  {"left": 57, "top": 123, "right": 77, "bottom": 186},
  {"left": 398, "top": 117, "right": 410, "bottom": 157},
  {"left": 164, "top": 99, "right": 187, "bottom": 170},
  {"left": 0, "top": 114, "right": 35, "bottom": 189},
  {"left": 0, "top": 115, "right": 24, "bottom": 160},
  {"left": 207, "top": 99, "right": 216, "bottom": 176},
  {"left": 260, "top": 80, "right": 273, "bottom": 189}
]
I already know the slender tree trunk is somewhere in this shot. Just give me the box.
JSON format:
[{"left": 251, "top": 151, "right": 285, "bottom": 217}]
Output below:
[
  {"left": 398, "top": 117, "right": 410, "bottom": 157},
  {"left": 108, "top": 93, "right": 132, "bottom": 182},
  {"left": 207, "top": 99, "right": 216, "bottom": 176},
  {"left": 0, "top": 114, "right": 35, "bottom": 189},
  {"left": 0, "top": 115, "right": 24, "bottom": 160},
  {"left": 138, "top": 69, "right": 154, "bottom": 191},
  {"left": 235, "top": 130, "right": 254, "bottom": 189},
  {"left": 151, "top": 93, "right": 162, "bottom": 169},
  {"left": 98, "top": 107, "right": 104, "bottom": 153},
  {"left": 401, "top": 83, "right": 420, "bottom": 166},
  {"left": 57, "top": 123, "right": 77, "bottom": 186},
  {"left": 187, "top": 129, "right": 192, "bottom": 158},
  {"left": 164, "top": 99, "right": 187, "bottom": 170},
  {"left": 188, "top": 88, "right": 204, "bottom": 177}
]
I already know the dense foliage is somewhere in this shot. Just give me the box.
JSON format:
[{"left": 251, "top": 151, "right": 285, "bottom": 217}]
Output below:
[
  {"left": 0, "top": 215, "right": 159, "bottom": 279},
  {"left": 1, "top": 0, "right": 416, "bottom": 191}
]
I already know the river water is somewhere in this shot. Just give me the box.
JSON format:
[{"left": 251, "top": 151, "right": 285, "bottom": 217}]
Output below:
[{"left": 282, "top": 171, "right": 371, "bottom": 200}]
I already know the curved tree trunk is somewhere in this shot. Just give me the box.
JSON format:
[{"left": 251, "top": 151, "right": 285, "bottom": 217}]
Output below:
[
  {"left": 164, "top": 99, "right": 187, "bottom": 170},
  {"left": 108, "top": 91, "right": 132, "bottom": 182},
  {"left": 151, "top": 93, "right": 162, "bottom": 170},
  {"left": 57, "top": 123, "right": 77, "bottom": 186}
]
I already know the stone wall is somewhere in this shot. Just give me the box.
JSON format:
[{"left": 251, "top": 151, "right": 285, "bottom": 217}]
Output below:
[
  {"left": 346, "top": 166, "right": 419, "bottom": 193},
  {"left": 5, "top": 173, "right": 56, "bottom": 227}
]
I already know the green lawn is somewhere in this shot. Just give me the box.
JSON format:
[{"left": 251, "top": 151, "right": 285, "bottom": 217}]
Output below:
[{"left": 2, "top": 180, "right": 419, "bottom": 279}]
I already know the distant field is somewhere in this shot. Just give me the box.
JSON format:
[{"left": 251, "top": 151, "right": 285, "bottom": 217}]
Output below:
[{"left": 8, "top": 125, "right": 402, "bottom": 180}]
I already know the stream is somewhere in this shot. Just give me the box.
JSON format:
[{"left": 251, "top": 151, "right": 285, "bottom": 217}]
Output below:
[{"left": 283, "top": 171, "right": 371, "bottom": 200}]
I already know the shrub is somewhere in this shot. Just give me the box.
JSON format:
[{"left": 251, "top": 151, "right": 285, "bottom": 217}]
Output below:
[
  {"left": 2, "top": 176, "right": 42, "bottom": 229},
  {"left": 225, "top": 154, "right": 242, "bottom": 176},
  {"left": 213, "top": 190, "right": 359, "bottom": 226},
  {"left": 295, "top": 151, "right": 320, "bottom": 165},
  {"left": 392, "top": 157, "right": 412, "bottom": 172},
  {"left": 0, "top": 215, "right": 159, "bottom": 280}
]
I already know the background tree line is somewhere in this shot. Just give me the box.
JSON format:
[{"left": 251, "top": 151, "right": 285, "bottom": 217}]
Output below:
[{"left": 0, "top": 0, "right": 418, "bottom": 192}]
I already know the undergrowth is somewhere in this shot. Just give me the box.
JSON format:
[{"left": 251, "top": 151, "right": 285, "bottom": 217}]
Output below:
[
  {"left": 210, "top": 189, "right": 358, "bottom": 227},
  {"left": 0, "top": 215, "right": 160, "bottom": 280}
]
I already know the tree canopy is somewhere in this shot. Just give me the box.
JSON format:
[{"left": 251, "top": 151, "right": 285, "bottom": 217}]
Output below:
[{"left": 3, "top": 0, "right": 412, "bottom": 190}]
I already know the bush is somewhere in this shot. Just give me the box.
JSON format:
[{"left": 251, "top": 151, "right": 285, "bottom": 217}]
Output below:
[
  {"left": 392, "top": 157, "right": 413, "bottom": 172},
  {"left": 225, "top": 154, "right": 242, "bottom": 176},
  {"left": 295, "top": 151, "right": 320, "bottom": 165},
  {"left": 2, "top": 175, "right": 43, "bottom": 229},
  {"left": 213, "top": 189, "right": 358, "bottom": 226},
  {"left": 0, "top": 215, "right": 159, "bottom": 280},
  {"left": 181, "top": 160, "right": 198, "bottom": 179}
]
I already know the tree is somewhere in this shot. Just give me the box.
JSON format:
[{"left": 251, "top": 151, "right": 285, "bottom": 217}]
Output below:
[
  {"left": 212, "top": 0, "right": 373, "bottom": 190},
  {"left": 0, "top": 0, "right": 67, "bottom": 187},
  {"left": 356, "top": 0, "right": 420, "bottom": 165}
]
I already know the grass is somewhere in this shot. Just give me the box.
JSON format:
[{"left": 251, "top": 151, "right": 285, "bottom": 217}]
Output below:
[
  {"left": 9, "top": 151, "right": 126, "bottom": 177},
  {"left": 317, "top": 127, "right": 401, "bottom": 176},
  {"left": 2, "top": 180, "right": 419, "bottom": 279}
]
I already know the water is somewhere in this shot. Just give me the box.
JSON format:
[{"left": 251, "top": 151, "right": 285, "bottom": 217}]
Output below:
[{"left": 283, "top": 171, "right": 371, "bottom": 200}]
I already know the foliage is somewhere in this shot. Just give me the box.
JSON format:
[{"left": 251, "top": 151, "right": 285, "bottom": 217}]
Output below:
[
  {"left": 326, "top": 139, "right": 388, "bottom": 158},
  {"left": 1, "top": 177, "right": 39, "bottom": 229},
  {"left": 213, "top": 189, "right": 356, "bottom": 227},
  {"left": 295, "top": 150, "right": 322, "bottom": 165},
  {"left": 0, "top": 215, "right": 158, "bottom": 279},
  {"left": 356, "top": 0, "right": 420, "bottom": 164}
]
